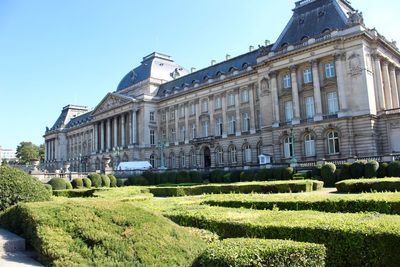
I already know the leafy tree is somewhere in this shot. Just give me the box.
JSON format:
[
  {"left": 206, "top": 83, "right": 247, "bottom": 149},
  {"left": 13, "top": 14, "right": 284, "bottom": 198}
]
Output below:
[
  {"left": 16, "top": 142, "right": 42, "bottom": 164},
  {"left": 1, "top": 159, "right": 8, "bottom": 166}
]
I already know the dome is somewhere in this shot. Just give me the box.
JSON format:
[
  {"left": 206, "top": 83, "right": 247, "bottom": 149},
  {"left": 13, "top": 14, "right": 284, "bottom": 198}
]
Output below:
[{"left": 116, "top": 52, "right": 189, "bottom": 91}]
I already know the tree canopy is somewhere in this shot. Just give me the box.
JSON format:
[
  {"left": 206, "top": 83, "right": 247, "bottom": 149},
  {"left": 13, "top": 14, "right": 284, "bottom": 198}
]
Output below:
[{"left": 16, "top": 142, "right": 44, "bottom": 164}]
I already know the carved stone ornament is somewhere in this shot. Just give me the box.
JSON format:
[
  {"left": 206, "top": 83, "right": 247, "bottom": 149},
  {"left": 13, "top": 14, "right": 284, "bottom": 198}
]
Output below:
[
  {"left": 347, "top": 10, "right": 364, "bottom": 26},
  {"left": 390, "top": 121, "right": 400, "bottom": 129},
  {"left": 348, "top": 53, "right": 363, "bottom": 76},
  {"left": 260, "top": 78, "right": 270, "bottom": 94},
  {"left": 95, "top": 95, "right": 130, "bottom": 114}
]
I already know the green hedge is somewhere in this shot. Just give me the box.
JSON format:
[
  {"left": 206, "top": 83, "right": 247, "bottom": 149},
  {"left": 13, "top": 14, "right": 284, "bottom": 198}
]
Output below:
[
  {"left": 321, "top": 163, "right": 336, "bottom": 187},
  {"left": 108, "top": 175, "right": 117, "bottom": 187},
  {"left": 202, "top": 192, "right": 400, "bottom": 215},
  {"left": 336, "top": 177, "right": 400, "bottom": 193},
  {"left": 71, "top": 178, "right": 83, "bottom": 189},
  {"left": 165, "top": 207, "right": 400, "bottom": 267},
  {"left": 197, "top": 238, "right": 326, "bottom": 267},
  {"left": 87, "top": 173, "right": 102, "bottom": 188},
  {"left": 82, "top": 178, "right": 92, "bottom": 188},
  {"left": 52, "top": 189, "right": 104, "bottom": 198},
  {"left": 149, "top": 180, "right": 321, "bottom": 197},
  {"left": 48, "top": 177, "right": 67, "bottom": 190}
]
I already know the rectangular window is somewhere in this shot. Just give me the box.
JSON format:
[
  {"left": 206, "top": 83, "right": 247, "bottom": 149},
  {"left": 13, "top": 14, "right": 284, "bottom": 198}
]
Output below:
[
  {"left": 170, "top": 110, "right": 175, "bottom": 120},
  {"left": 150, "top": 129, "right": 155, "bottom": 145},
  {"left": 305, "top": 96, "right": 315, "bottom": 119},
  {"left": 285, "top": 101, "right": 294, "bottom": 122},
  {"left": 162, "top": 129, "right": 166, "bottom": 141},
  {"left": 202, "top": 121, "right": 209, "bottom": 137},
  {"left": 327, "top": 92, "right": 339, "bottom": 114},
  {"left": 191, "top": 124, "right": 196, "bottom": 139},
  {"left": 149, "top": 111, "right": 155, "bottom": 122},
  {"left": 303, "top": 68, "right": 312, "bottom": 84},
  {"left": 215, "top": 117, "right": 223, "bottom": 136},
  {"left": 241, "top": 89, "right": 249, "bottom": 103},
  {"left": 242, "top": 112, "right": 250, "bottom": 132},
  {"left": 256, "top": 110, "right": 261, "bottom": 129},
  {"left": 202, "top": 100, "right": 208, "bottom": 112},
  {"left": 325, "top": 62, "right": 335, "bottom": 78},
  {"left": 283, "top": 73, "right": 291, "bottom": 89},
  {"left": 161, "top": 112, "right": 166, "bottom": 122},
  {"left": 228, "top": 93, "right": 235, "bottom": 106},
  {"left": 215, "top": 96, "right": 222, "bottom": 109},
  {"left": 228, "top": 116, "right": 236, "bottom": 134},
  {"left": 179, "top": 106, "right": 185, "bottom": 118},
  {"left": 170, "top": 128, "right": 176, "bottom": 143},
  {"left": 180, "top": 126, "right": 185, "bottom": 142},
  {"left": 190, "top": 103, "right": 196, "bottom": 115}
]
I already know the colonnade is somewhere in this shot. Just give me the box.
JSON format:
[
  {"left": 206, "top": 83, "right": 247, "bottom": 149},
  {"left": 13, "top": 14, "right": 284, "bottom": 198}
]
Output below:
[{"left": 45, "top": 139, "right": 56, "bottom": 161}]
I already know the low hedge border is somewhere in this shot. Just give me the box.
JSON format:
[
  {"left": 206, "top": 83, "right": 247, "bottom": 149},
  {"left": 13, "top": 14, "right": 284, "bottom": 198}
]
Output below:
[
  {"left": 336, "top": 177, "right": 400, "bottom": 193},
  {"left": 165, "top": 207, "right": 400, "bottom": 267},
  {"left": 52, "top": 189, "right": 107, "bottom": 198},
  {"left": 149, "top": 180, "right": 322, "bottom": 197},
  {"left": 197, "top": 238, "right": 326, "bottom": 267},
  {"left": 202, "top": 192, "right": 400, "bottom": 214}
]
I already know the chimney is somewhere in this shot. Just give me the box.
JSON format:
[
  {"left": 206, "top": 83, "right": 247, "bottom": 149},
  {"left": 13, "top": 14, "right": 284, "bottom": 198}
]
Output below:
[
  {"left": 249, "top": 45, "right": 254, "bottom": 52},
  {"left": 211, "top": 60, "right": 216, "bottom": 66},
  {"left": 226, "top": 54, "right": 231, "bottom": 60},
  {"left": 191, "top": 67, "right": 197, "bottom": 73}
]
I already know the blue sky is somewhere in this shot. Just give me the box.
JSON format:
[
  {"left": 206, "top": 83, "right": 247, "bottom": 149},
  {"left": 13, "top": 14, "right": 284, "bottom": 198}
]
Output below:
[{"left": 0, "top": 0, "right": 399, "bottom": 150}]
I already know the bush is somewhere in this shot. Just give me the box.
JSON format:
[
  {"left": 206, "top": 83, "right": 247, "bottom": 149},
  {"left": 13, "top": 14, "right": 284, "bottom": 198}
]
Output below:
[
  {"left": 126, "top": 176, "right": 148, "bottom": 186},
  {"left": 377, "top": 163, "right": 389, "bottom": 178},
  {"left": 387, "top": 161, "right": 400, "bottom": 177},
  {"left": 65, "top": 181, "right": 73, "bottom": 190},
  {"left": 256, "top": 168, "right": 272, "bottom": 181},
  {"left": 210, "top": 170, "right": 225, "bottom": 183},
  {"left": 0, "top": 166, "right": 51, "bottom": 211},
  {"left": 336, "top": 178, "right": 400, "bottom": 193},
  {"left": 282, "top": 167, "right": 294, "bottom": 180},
  {"left": 48, "top": 178, "right": 67, "bottom": 190},
  {"left": 339, "top": 163, "right": 352, "bottom": 181},
  {"left": 166, "top": 206, "right": 400, "bottom": 267},
  {"left": 272, "top": 167, "right": 283, "bottom": 180},
  {"left": 197, "top": 238, "right": 326, "bottom": 267},
  {"left": 108, "top": 175, "right": 117, "bottom": 187},
  {"left": 229, "top": 170, "right": 241, "bottom": 183},
  {"left": 116, "top": 179, "right": 125, "bottom": 187},
  {"left": 71, "top": 178, "right": 83, "bottom": 189},
  {"left": 176, "top": 171, "right": 190, "bottom": 184},
  {"left": 43, "top": 184, "right": 53, "bottom": 194},
  {"left": 321, "top": 163, "right": 336, "bottom": 187},
  {"left": 189, "top": 171, "right": 202, "bottom": 183},
  {"left": 222, "top": 173, "right": 231, "bottom": 183},
  {"left": 87, "top": 173, "right": 102, "bottom": 188},
  {"left": 82, "top": 178, "right": 92, "bottom": 188},
  {"left": 240, "top": 170, "right": 255, "bottom": 182},
  {"left": 350, "top": 160, "right": 366, "bottom": 179},
  {"left": 142, "top": 171, "right": 158, "bottom": 185},
  {"left": 101, "top": 175, "right": 110, "bottom": 187},
  {"left": 312, "top": 164, "right": 322, "bottom": 178},
  {"left": 364, "top": 160, "right": 379, "bottom": 178},
  {"left": 52, "top": 189, "right": 99, "bottom": 198}
]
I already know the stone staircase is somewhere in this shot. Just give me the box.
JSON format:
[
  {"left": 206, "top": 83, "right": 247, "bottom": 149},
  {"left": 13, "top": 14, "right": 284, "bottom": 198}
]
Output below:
[{"left": 0, "top": 229, "right": 42, "bottom": 266}]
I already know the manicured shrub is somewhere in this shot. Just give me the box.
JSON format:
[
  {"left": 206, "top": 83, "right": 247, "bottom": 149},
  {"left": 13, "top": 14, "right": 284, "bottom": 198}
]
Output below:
[
  {"left": 0, "top": 166, "right": 51, "bottom": 211},
  {"left": 65, "top": 181, "right": 73, "bottom": 190},
  {"left": 223, "top": 173, "right": 231, "bottom": 183},
  {"left": 48, "top": 177, "right": 67, "bottom": 190},
  {"left": 364, "top": 160, "right": 379, "bottom": 178},
  {"left": 336, "top": 178, "right": 400, "bottom": 193},
  {"left": 229, "top": 170, "right": 241, "bottom": 183},
  {"left": 272, "top": 167, "right": 283, "bottom": 180},
  {"left": 52, "top": 189, "right": 99, "bottom": 198},
  {"left": 116, "top": 179, "right": 125, "bottom": 187},
  {"left": 82, "top": 178, "right": 92, "bottom": 188},
  {"left": 377, "top": 163, "right": 389, "bottom": 178},
  {"left": 101, "top": 175, "right": 110, "bottom": 187},
  {"left": 71, "top": 178, "right": 83, "bottom": 189},
  {"left": 312, "top": 164, "right": 322, "bottom": 178},
  {"left": 210, "top": 170, "right": 225, "bottom": 183},
  {"left": 240, "top": 170, "right": 255, "bottom": 182},
  {"left": 282, "top": 167, "right": 294, "bottom": 180},
  {"left": 142, "top": 171, "right": 158, "bottom": 185},
  {"left": 256, "top": 168, "right": 272, "bottom": 181},
  {"left": 189, "top": 171, "right": 202, "bottom": 183},
  {"left": 108, "top": 175, "right": 117, "bottom": 187},
  {"left": 321, "top": 163, "right": 336, "bottom": 187},
  {"left": 43, "top": 184, "right": 53, "bottom": 194},
  {"left": 387, "top": 161, "right": 400, "bottom": 177},
  {"left": 127, "top": 176, "right": 148, "bottom": 186},
  {"left": 339, "top": 163, "right": 352, "bottom": 181},
  {"left": 176, "top": 171, "right": 190, "bottom": 184},
  {"left": 197, "top": 238, "right": 326, "bottom": 267},
  {"left": 87, "top": 173, "right": 102, "bottom": 188},
  {"left": 350, "top": 160, "right": 366, "bottom": 179}
]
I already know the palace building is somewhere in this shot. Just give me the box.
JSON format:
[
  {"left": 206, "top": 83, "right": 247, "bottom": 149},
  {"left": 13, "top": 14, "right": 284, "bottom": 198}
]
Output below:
[{"left": 44, "top": 0, "right": 400, "bottom": 172}]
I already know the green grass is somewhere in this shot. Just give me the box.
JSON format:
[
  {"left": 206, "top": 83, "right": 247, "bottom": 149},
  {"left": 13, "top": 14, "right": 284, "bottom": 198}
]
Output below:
[
  {"left": 202, "top": 192, "right": 400, "bottom": 214},
  {"left": 165, "top": 206, "right": 400, "bottom": 267},
  {"left": 336, "top": 177, "right": 400, "bottom": 193},
  {"left": 0, "top": 200, "right": 207, "bottom": 266}
]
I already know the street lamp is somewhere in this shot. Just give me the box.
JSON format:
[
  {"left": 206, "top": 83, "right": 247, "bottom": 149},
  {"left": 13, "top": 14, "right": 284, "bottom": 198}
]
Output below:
[
  {"left": 157, "top": 140, "right": 167, "bottom": 171},
  {"left": 290, "top": 124, "right": 297, "bottom": 167}
]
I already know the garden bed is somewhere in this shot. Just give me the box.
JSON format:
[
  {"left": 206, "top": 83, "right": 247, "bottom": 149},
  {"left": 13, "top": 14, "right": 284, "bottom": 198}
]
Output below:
[{"left": 336, "top": 177, "right": 400, "bottom": 193}]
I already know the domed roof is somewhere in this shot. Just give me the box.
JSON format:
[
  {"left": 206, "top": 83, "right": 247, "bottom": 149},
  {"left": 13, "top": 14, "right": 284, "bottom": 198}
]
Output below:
[{"left": 116, "top": 52, "right": 189, "bottom": 91}]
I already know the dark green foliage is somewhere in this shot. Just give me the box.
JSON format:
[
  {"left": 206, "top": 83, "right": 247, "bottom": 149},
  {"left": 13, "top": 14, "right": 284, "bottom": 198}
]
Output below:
[
  {"left": 272, "top": 167, "right": 283, "bottom": 180},
  {"left": 176, "top": 171, "right": 190, "bottom": 184},
  {"left": 387, "top": 161, "right": 400, "bottom": 177},
  {"left": 256, "top": 168, "right": 272, "bottom": 181},
  {"left": 197, "top": 238, "right": 326, "bottom": 267},
  {"left": 0, "top": 166, "right": 51, "bottom": 211},
  {"left": 293, "top": 172, "right": 307, "bottom": 180},
  {"left": 240, "top": 170, "right": 255, "bottom": 182},
  {"left": 116, "top": 179, "right": 125, "bottom": 187},
  {"left": 282, "top": 167, "right": 294, "bottom": 180},
  {"left": 229, "top": 170, "right": 241, "bottom": 183},
  {"left": 321, "top": 163, "right": 336, "bottom": 187},
  {"left": 189, "top": 171, "right": 202, "bottom": 183},
  {"left": 82, "top": 178, "right": 92, "bottom": 188},
  {"left": 364, "top": 160, "right": 379, "bottom": 178},
  {"left": 65, "top": 181, "right": 73, "bottom": 190},
  {"left": 87, "top": 173, "right": 102, "bottom": 188},
  {"left": 377, "top": 163, "right": 389, "bottom": 178},
  {"left": 339, "top": 163, "right": 352, "bottom": 181},
  {"left": 350, "top": 160, "right": 366, "bottom": 179},
  {"left": 210, "top": 170, "right": 226, "bottom": 183},
  {"left": 336, "top": 178, "right": 400, "bottom": 193},
  {"left": 43, "top": 184, "right": 52, "bottom": 194},
  {"left": 312, "top": 164, "right": 322, "bottom": 178},
  {"left": 52, "top": 189, "right": 101, "bottom": 198},
  {"left": 100, "top": 175, "right": 110, "bottom": 187},
  {"left": 71, "top": 178, "right": 83, "bottom": 189},
  {"left": 166, "top": 206, "right": 400, "bottom": 267},
  {"left": 48, "top": 178, "right": 67, "bottom": 190},
  {"left": 127, "top": 176, "right": 148, "bottom": 186},
  {"left": 108, "top": 175, "right": 117, "bottom": 187},
  {"left": 142, "top": 171, "right": 157, "bottom": 185}
]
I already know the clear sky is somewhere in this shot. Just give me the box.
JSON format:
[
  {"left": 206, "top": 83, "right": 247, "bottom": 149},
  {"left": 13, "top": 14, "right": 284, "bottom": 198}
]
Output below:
[{"left": 0, "top": 0, "right": 399, "bottom": 150}]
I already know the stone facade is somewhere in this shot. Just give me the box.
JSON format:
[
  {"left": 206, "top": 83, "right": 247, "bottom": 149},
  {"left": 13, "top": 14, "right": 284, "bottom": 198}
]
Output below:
[{"left": 44, "top": 0, "right": 400, "bottom": 172}]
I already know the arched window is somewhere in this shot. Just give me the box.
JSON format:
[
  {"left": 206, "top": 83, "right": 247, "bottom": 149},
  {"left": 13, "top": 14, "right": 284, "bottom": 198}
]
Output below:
[
  {"left": 228, "top": 145, "right": 237, "bottom": 164},
  {"left": 215, "top": 147, "right": 223, "bottom": 165},
  {"left": 327, "top": 131, "right": 340, "bottom": 154},
  {"left": 149, "top": 154, "right": 155, "bottom": 168},
  {"left": 243, "top": 144, "right": 252, "bottom": 163},
  {"left": 304, "top": 134, "right": 315, "bottom": 157},
  {"left": 190, "top": 150, "right": 196, "bottom": 167},
  {"left": 283, "top": 137, "right": 293, "bottom": 159},
  {"left": 170, "top": 152, "right": 176, "bottom": 169},
  {"left": 180, "top": 151, "right": 185, "bottom": 168}
]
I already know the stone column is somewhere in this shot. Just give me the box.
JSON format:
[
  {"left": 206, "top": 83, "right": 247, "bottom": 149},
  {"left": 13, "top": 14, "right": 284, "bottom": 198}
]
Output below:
[
  {"left": 209, "top": 97, "right": 214, "bottom": 136},
  {"left": 93, "top": 124, "right": 98, "bottom": 152},
  {"left": 121, "top": 114, "right": 126, "bottom": 147},
  {"left": 311, "top": 60, "right": 323, "bottom": 121},
  {"left": 100, "top": 121, "right": 105, "bottom": 152},
  {"left": 131, "top": 109, "right": 137, "bottom": 144},
  {"left": 174, "top": 106, "right": 178, "bottom": 144},
  {"left": 270, "top": 71, "right": 280, "bottom": 127},
  {"left": 106, "top": 119, "right": 111, "bottom": 151},
  {"left": 165, "top": 109, "right": 169, "bottom": 143},
  {"left": 335, "top": 53, "right": 349, "bottom": 116},
  {"left": 249, "top": 85, "right": 256, "bottom": 133},
  {"left": 397, "top": 70, "right": 400, "bottom": 107},
  {"left": 234, "top": 90, "right": 241, "bottom": 136},
  {"left": 389, "top": 65, "right": 399, "bottom": 108},
  {"left": 221, "top": 94, "right": 227, "bottom": 137},
  {"left": 372, "top": 54, "right": 386, "bottom": 110},
  {"left": 195, "top": 101, "right": 200, "bottom": 138},
  {"left": 184, "top": 103, "right": 189, "bottom": 144},
  {"left": 382, "top": 61, "right": 393, "bottom": 110},
  {"left": 113, "top": 117, "right": 118, "bottom": 148},
  {"left": 290, "top": 65, "right": 300, "bottom": 124}
]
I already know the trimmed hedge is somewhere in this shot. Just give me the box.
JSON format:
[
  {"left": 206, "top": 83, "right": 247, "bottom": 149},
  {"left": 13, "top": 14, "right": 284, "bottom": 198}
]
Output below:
[
  {"left": 0, "top": 166, "right": 51, "bottom": 210},
  {"left": 165, "top": 207, "right": 400, "bottom": 267},
  {"left": 339, "top": 163, "right": 351, "bottom": 181},
  {"left": 71, "top": 178, "right": 83, "bottom": 189},
  {"left": 336, "top": 177, "right": 400, "bottom": 193},
  {"left": 365, "top": 160, "right": 379, "bottom": 178},
  {"left": 52, "top": 189, "right": 102, "bottom": 198},
  {"left": 388, "top": 161, "right": 400, "bottom": 177},
  {"left": 82, "top": 178, "right": 92, "bottom": 188},
  {"left": 321, "top": 163, "right": 336, "bottom": 187},
  {"left": 108, "top": 175, "right": 117, "bottom": 187},
  {"left": 149, "top": 180, "right": 321, "bottom": 197},
  {"left": 350, "top": 160, "right": 366, "bottom": 179},
  {"left": 377, "top": 163, "right": 389, "bottom": 178},
  {"left": 202, "top": 192, "right": 400, "bottom": 214},
  {"left": 197, "top": 238, "right": 326, "bottom": 267},
  {"left": 100, "top": 175, "right": 110, "bottom": 187},
  {"left": 88, "top": 173, "right": 102, "bottom": 188},
  {"left": 65, "top": 181, "right": 73, "bottom": 190},
  {"left": 48, "top": 177, "right": 67, "bottom": 190}
]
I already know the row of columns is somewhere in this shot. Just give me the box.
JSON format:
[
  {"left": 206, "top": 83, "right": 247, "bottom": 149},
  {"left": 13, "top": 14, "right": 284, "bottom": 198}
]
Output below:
[
  {"left": 68, "top": 131, "right": 92, "bottom": 159},
  {"left": 372, "top": 54, "right": 400, "bottom": 111},
  {"left": 45, "top": 139, "right": 56, "bottom": 161},
  {"left": 93, "top": 110, "right": 138, "bottom": 152},
  {"left": 270, "top": 53, "right": 347, "bottom": 126}
]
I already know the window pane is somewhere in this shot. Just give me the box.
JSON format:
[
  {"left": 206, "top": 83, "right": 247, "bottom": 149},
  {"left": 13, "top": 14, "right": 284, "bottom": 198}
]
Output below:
[{"left": 285, "top": 101, "right": 293, "bottom": 122}]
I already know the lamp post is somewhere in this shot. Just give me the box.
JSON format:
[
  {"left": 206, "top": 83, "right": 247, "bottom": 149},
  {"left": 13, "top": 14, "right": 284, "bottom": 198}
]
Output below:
[
  {"left": 157, "top": 140, "right": 167, "bottom": 171},
  {"left": 290, "top": 124, "right": 297, "bottom": 167}
]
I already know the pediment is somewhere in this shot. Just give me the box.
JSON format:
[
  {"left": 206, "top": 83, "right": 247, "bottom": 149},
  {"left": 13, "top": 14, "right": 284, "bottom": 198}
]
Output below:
[{"left": 92, "top": 93, "right": 134, "bottom": 116}]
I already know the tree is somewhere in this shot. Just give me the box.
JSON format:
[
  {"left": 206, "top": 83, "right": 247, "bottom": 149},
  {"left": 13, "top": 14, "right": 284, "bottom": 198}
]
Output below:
[
  {"left": 1, "top": 159, "right": 8, "bottom": 166},
  {"left": 16, "top": 142, "right": 41, "bottom": 164}
]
